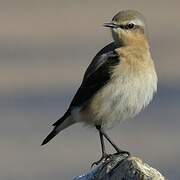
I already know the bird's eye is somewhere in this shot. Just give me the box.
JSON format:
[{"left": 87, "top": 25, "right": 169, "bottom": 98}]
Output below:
[{"left": 126, "top": 23, "right": 135, "bottom": 29}]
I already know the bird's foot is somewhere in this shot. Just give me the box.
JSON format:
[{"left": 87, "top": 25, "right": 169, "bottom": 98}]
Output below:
[{"left": 91, "top": 153, "right": 113, "bottom": 168}]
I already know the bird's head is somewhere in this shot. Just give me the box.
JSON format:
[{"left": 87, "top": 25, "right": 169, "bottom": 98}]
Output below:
[{"left": 104, "top": 10, "right": 149, "bottom": 48}]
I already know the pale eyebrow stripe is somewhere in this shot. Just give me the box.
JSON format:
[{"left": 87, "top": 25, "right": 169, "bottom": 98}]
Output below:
[{"left": 122, "top": 19, "right": 144, "bottom": 27}]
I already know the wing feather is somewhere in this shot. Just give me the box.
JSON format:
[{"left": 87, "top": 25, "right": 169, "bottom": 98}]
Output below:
[
  {"left": 53, "top": 43, "right": 121, "bottom": 127},
  {"left": 69, "top": 43, "right": 120, "bottom": 108}
]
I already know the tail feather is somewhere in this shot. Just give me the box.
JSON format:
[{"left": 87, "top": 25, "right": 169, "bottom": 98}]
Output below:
[
  {"left": 41, "top": 113, "right": 74, "bottom": 146},
  {"left": 53, "top": 110, "right": 70, "bottom": 126},
  {"left": 41, "top": 128, "right": 59, "bottom": 145}
]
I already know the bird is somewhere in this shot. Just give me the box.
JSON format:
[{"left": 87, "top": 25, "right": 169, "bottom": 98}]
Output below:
[{"left": 42, "top": 10, "right": 157, "bottom": 165}]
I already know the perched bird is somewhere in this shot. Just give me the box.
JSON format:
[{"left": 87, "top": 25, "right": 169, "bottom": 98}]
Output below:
[{"left": 42, "top": 10, "right": 157, "bottom": 165}]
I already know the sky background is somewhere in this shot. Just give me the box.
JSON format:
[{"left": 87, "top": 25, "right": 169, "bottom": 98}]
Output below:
[{"left": 1, "top": 0, "right": 180, "bottom": 179}]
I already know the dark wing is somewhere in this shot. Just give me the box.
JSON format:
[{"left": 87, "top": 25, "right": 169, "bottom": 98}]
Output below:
[
  {"left": 53, "top": 43, "right": 120, "bottom": 126},
  {"left": 70, "top": 46, "right": 119, "bottom": 107}
]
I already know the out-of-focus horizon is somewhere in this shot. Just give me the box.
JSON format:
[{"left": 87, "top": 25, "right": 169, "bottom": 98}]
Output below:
[{"left": 1, "top": 1, "right": 180, "bottom": 180}]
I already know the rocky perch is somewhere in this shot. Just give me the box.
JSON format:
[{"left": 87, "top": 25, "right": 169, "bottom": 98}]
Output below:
[{"left": 74, "top": 154, "right": 166, "bottom": 180}]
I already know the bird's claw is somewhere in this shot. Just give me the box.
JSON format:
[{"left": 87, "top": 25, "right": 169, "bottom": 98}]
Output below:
[{"left": 91, "top": 154, "right": 113, "bottom": 168}]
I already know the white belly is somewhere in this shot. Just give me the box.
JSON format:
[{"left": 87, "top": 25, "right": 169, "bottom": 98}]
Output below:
[{"left": 84, "top": 71, "right": 157, "bottom": 129}]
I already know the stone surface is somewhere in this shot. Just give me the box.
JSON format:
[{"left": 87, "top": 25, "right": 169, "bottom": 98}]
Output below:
[{"left": 74, "top": 154, "right": 166, "bottom": 180}]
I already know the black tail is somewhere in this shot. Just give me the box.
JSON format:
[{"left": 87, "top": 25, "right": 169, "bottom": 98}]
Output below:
[
  {"left": 41, "top": 110, "right": 73, "bottom": 146},
  {"left": 41, "top": 128, "right": 59, "bottom": 145}
]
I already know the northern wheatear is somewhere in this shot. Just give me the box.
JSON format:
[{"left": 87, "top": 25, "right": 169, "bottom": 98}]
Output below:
[{"left": 42, "top": 10, "right": 157, "bottom": 165}]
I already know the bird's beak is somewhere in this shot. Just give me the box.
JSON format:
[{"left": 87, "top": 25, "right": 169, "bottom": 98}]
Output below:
[{"left": 103, "top": 22, "right": 119, "bottom": 28}]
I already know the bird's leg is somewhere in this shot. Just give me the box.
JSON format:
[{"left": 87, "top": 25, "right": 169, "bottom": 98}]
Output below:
[
  {"left": 99, "top": 127, "right": 130, "bottom": 156},
  {"left": 99, "top": 129, "right": 106, "bottom": 156},
  {"left": 91, "top": 126, "right": 112, "bottom": 167}
]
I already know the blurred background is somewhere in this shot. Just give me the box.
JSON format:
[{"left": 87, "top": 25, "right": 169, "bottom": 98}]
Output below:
[{"left": 1, "top": 0, "right": 180, "bottom": 179}]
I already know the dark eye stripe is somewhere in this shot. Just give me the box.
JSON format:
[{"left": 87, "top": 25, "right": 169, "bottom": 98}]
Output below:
[
  {"left": 119, "top": 23, "right": 135, "bottom": 30},
  {"left": 119, "top": 25, "right": 126, "bottom": 29}
]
